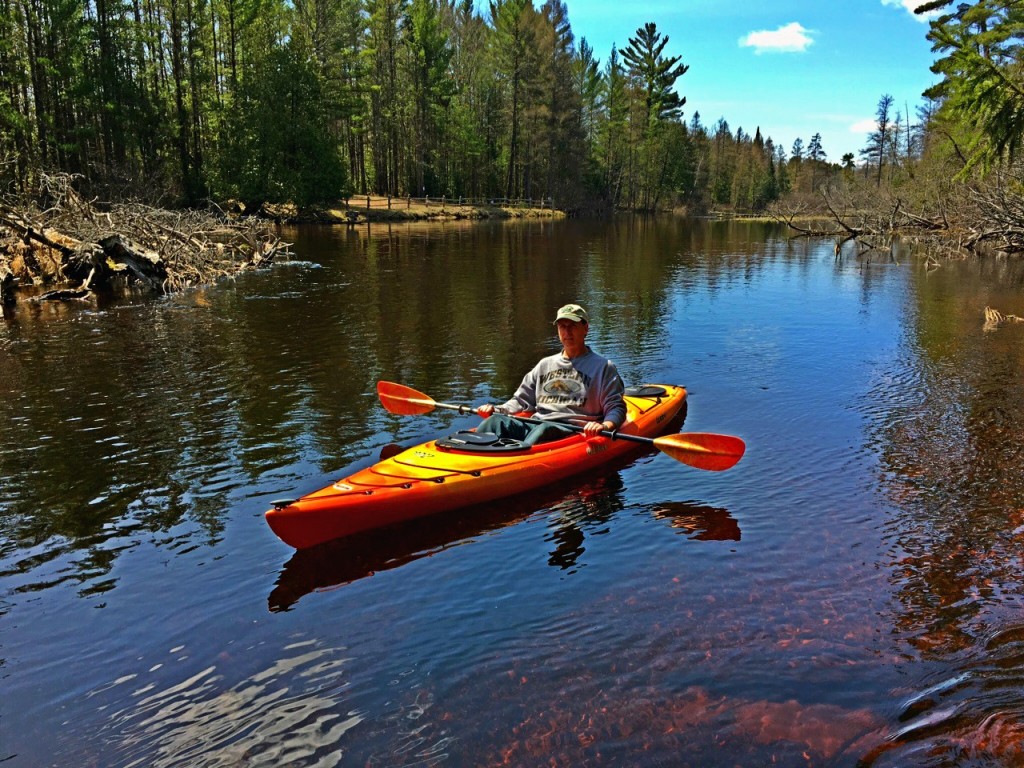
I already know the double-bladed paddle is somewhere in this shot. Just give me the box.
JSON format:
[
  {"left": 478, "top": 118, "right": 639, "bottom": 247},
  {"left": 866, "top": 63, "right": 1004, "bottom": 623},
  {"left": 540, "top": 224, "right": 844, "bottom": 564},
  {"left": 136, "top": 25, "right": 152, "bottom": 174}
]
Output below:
[{"left": 377, "top": 380, "right": 745, "bottom": 472}]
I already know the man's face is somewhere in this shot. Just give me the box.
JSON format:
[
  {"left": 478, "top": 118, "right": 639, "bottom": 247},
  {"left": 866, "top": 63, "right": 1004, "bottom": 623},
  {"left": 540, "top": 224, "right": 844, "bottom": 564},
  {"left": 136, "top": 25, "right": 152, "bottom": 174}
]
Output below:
[{"left": 556, "top": 319, "right": 588, "bottom": 347}]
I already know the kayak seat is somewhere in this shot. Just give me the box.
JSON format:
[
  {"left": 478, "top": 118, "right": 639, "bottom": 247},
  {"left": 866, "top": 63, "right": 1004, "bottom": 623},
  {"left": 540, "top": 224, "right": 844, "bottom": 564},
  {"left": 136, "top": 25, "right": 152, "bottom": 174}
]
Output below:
[{"left": 436, "top": 430, "right": 529, "bottom": 453}]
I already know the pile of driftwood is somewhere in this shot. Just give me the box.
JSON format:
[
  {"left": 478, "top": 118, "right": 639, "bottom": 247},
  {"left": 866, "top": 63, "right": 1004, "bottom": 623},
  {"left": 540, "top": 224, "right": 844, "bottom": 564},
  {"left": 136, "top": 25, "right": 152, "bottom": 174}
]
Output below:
[
  {"left": 771, "top": 186, "right": 947, "bottom": 258},
  {"left": 0, "top": 174, "right": 290, "bottom": 306},
  {"left": 771, "top": 162, "right": 1024, "bottom": 259}
]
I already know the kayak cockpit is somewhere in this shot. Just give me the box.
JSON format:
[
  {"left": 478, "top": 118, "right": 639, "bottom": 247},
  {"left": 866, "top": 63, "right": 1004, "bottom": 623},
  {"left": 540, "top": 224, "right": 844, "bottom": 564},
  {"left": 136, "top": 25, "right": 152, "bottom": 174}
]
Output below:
[
  {"left": 433, "top": 385, "right": 671, "bottom": 455},
  {"left": 435, "top": 430, "right": 530, "bottom": 452}
]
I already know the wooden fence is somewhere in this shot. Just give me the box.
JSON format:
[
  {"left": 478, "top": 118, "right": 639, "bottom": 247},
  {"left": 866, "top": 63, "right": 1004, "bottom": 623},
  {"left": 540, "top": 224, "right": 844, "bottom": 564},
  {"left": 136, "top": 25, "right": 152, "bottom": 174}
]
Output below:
[{"left": 345, "top": 195, "right": 555, "bottom": 211}]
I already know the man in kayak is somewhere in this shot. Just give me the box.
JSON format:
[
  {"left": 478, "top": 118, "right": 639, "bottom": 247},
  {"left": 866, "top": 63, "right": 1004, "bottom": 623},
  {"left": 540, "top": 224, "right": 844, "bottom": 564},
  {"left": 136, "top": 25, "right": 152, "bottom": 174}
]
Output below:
[{"left": 476, "top": 303, "right": 626, "bottom": 445}]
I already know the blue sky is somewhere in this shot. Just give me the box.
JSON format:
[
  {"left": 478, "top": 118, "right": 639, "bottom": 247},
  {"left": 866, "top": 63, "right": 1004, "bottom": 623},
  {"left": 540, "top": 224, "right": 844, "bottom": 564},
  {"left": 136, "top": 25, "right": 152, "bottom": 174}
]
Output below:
[{"left": 562, "top": 0, "right": 942, "bottom": 162}]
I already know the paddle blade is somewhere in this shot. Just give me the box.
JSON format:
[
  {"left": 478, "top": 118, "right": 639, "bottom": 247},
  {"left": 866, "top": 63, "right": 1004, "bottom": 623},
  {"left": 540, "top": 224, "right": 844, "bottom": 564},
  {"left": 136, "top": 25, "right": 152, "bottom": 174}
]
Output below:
[
  {"left": 377, "top": 381, "right": 438, "bottom": 416},
  {"left": 653, "top": 432, "right": 746, "bottom": 471}
]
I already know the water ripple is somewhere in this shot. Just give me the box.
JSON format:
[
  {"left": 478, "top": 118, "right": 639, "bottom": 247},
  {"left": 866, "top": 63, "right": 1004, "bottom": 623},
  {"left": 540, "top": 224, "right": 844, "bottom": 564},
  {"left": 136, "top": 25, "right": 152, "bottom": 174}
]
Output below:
[{"left": 87, "top": 641, "right": 363, "bottom": 767}]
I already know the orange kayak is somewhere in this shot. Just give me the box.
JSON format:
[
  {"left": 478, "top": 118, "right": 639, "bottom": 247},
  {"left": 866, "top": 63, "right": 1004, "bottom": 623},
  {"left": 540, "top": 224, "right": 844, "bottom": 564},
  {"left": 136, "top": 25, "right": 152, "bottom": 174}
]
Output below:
[{"left": 265, "top": 384, "right": 687, "bottom": 549}]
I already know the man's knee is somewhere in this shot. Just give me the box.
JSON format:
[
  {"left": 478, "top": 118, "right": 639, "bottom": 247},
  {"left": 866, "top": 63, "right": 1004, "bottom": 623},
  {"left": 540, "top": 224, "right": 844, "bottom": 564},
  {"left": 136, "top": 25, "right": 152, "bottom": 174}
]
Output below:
[
  {"left": 477, "top": 414, "right": 529, "bottom": 440},
  {"left": 524, "top": 422, "right": 573, "bottom": 446}
]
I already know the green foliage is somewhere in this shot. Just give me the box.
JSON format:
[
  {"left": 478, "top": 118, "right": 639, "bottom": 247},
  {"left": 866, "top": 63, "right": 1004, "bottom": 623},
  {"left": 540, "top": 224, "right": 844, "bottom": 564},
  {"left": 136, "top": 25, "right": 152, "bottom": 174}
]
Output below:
[
  {"left": 923, "top": 0, "right": 1024, "bottom": 173},
  {"left": 404, "top": 0, "right": 455, "bottom": 192},
  {"left": 2, "top": 0, "right": 786, "bottom": 212},
  {"left": 620, "top": 22, "right": 688, "bottom": 122},
  {"left": 574, "top": 37, "right": 602, "bottom": 145},
  {"left": 216, "top": 43, "right": 347, "bottom": 207}
]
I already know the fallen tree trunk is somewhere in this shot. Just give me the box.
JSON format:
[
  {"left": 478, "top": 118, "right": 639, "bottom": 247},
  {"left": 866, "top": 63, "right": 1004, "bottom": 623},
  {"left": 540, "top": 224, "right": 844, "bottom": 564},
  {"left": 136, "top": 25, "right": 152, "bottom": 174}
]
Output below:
[{"left": 96, "top": 235, "right": 167, "bottom": 290}]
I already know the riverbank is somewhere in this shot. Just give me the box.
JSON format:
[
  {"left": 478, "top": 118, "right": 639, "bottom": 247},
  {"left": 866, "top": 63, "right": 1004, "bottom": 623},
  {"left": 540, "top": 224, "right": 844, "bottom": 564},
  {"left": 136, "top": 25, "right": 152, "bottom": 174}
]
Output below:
[
  {"left": 0, "top": 189, "right": 566, "bottom": 310},
  {"left": 269, "top": 195, "right": 566, "bottom": 224}
]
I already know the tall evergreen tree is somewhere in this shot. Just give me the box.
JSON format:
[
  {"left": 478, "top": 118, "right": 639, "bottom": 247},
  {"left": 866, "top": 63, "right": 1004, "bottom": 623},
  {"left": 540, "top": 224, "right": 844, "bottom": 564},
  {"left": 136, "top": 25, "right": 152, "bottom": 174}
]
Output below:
[
  {"left": 441, "top": 0, "right": 495, "bottom": 196},
  {"left": 404, "top": 0, "right": 454, "bottom": 194},
  {"left": 619, "top": 22, "right": 687, "bottom": 122},
  {"left": 619, "top": 22, "right": 689, "bottom": 210},
  {"left": 597, "top": 45, "right": 628, "bottom": 206},
  {"left": 368, "top": 0, "right": 408, "bottom": 195},
  {"left": 920, "top": 0, "right": 1024, "bottom": 171},
  {"left": 489, "top": 0, "right": 535, "bottom": 199},
  {"left": 860, "top": 93, "right": 894, "bottom": 186},
  {"left": 807, "top": 132, "right": 825, "bottom": 191}
]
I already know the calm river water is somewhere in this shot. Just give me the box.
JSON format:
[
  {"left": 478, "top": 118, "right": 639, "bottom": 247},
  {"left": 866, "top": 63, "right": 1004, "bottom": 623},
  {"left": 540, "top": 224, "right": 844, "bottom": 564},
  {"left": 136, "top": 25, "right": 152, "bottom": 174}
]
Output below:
[{"left": 2, "top": 218, "right": 1024, "bottom": 766}]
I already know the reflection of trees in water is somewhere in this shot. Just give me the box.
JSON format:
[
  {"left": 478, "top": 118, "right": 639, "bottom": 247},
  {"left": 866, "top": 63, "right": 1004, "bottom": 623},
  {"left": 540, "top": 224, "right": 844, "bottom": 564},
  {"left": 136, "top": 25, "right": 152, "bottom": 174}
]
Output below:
[
  {"left": 863, "top": 262, "right": 1024, "bottom": 763},
  {"left": 868, "top": 265, "right": 1024, "bottom": 654},
  {"left": 0, "top": 219, "right": 784, "bottom": 607},
  {"left": 0, "top": 308, "right": 243, "bottom": 594}
]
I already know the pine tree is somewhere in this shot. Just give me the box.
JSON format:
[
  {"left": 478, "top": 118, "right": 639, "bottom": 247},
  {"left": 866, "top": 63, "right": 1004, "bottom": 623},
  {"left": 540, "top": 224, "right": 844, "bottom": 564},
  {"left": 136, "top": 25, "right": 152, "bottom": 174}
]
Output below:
[
  {"left": 860, "top": 93, "right": 894, "bottom": 187},
  {"left": 619, "top": 22, "right": 687, "bottom": 122},
  {"left": 489, "top": 0, "right": 536, "bottom": 199},
  {"left": 807, "top": 132, "right": 825, "bottom": 192},
  {"left": 404, "top": 0, "right": 455, "bottom": 194},
  {"left": 920, "top": 0, "right": 1024, "bottom": 171}
]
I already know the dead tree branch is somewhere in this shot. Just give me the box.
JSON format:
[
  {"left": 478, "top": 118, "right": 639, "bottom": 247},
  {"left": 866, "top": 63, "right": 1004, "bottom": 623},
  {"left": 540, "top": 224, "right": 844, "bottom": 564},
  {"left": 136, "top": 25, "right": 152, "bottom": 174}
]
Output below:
[{"left": 0, "top": 173, "right": 291, "bottom": 305}]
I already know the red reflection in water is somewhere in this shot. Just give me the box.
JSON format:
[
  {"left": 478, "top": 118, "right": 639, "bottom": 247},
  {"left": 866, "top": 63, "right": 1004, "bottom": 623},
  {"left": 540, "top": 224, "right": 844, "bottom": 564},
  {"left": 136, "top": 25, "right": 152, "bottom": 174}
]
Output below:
[
  {"left": 483, "top": 686, "right": 886, "bottom": 766},
  {"left": 651, "top": 502, "right": 741, "bottom": 541}
]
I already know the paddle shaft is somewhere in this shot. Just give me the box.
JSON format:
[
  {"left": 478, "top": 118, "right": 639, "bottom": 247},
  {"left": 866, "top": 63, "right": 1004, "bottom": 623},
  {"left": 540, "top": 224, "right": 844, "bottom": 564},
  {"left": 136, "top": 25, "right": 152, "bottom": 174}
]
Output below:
[
  {"left": 434, "top": 400, "right": 653, "bottom": 446},
  {"left": 377, "top": 380, "right": 745, "bottom": 471}
]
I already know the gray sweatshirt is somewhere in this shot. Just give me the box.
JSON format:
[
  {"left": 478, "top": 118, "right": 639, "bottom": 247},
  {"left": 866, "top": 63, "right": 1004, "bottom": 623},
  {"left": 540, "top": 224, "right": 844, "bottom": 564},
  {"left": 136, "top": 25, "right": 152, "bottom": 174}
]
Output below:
[{"left": 497, "top": 347, "right": 626, "bottom": 428}]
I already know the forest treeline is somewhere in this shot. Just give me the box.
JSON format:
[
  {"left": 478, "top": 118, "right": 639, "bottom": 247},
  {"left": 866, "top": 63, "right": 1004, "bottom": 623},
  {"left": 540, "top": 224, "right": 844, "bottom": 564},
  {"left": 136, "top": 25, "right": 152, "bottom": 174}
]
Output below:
[
  {"left": 0, "top": 0, "right": 854, "bottom": 214},
  {"left": 2, "top": 0, "right": 1024, "bottom": 221}
]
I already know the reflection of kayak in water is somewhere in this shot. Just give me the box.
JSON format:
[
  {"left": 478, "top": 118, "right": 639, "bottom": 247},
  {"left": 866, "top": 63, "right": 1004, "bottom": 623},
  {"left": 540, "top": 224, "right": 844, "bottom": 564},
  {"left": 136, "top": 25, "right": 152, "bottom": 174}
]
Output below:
[
  {"left": 265, "top": 384, "right": 690, "bottom": 549},
  {"left": 268, "top": 470, "right": 630, "bottom": 612}
]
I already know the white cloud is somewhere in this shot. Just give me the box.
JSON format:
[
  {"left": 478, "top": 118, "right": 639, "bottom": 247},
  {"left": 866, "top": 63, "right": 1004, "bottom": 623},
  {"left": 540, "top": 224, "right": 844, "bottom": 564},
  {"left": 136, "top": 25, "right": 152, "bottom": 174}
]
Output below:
[
  {"left": 849, "top": 118, "right": 879, "bottom": 134},
  {"left": 739, "top": 22, "right": 814, "bottom": 54},
  {"left": 880, "top": 0, "right": 940, "bottom": 21}
]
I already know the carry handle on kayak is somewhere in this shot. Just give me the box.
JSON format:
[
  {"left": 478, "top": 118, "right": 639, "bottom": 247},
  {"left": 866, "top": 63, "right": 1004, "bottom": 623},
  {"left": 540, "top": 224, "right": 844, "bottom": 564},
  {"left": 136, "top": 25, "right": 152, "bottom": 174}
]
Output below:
[{"left": 376, "top": 381, "right": 745, "bottom": 472}]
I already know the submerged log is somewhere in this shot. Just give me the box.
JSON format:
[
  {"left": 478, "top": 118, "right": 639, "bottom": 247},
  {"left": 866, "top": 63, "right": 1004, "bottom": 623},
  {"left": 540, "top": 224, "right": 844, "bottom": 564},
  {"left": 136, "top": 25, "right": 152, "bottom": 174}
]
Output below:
[
  {"left": 983, "top": 305, "right": 1024, "bottom": 332},
  {"left": 38, "top": 287, "right": 92, "bottom": 302}
]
